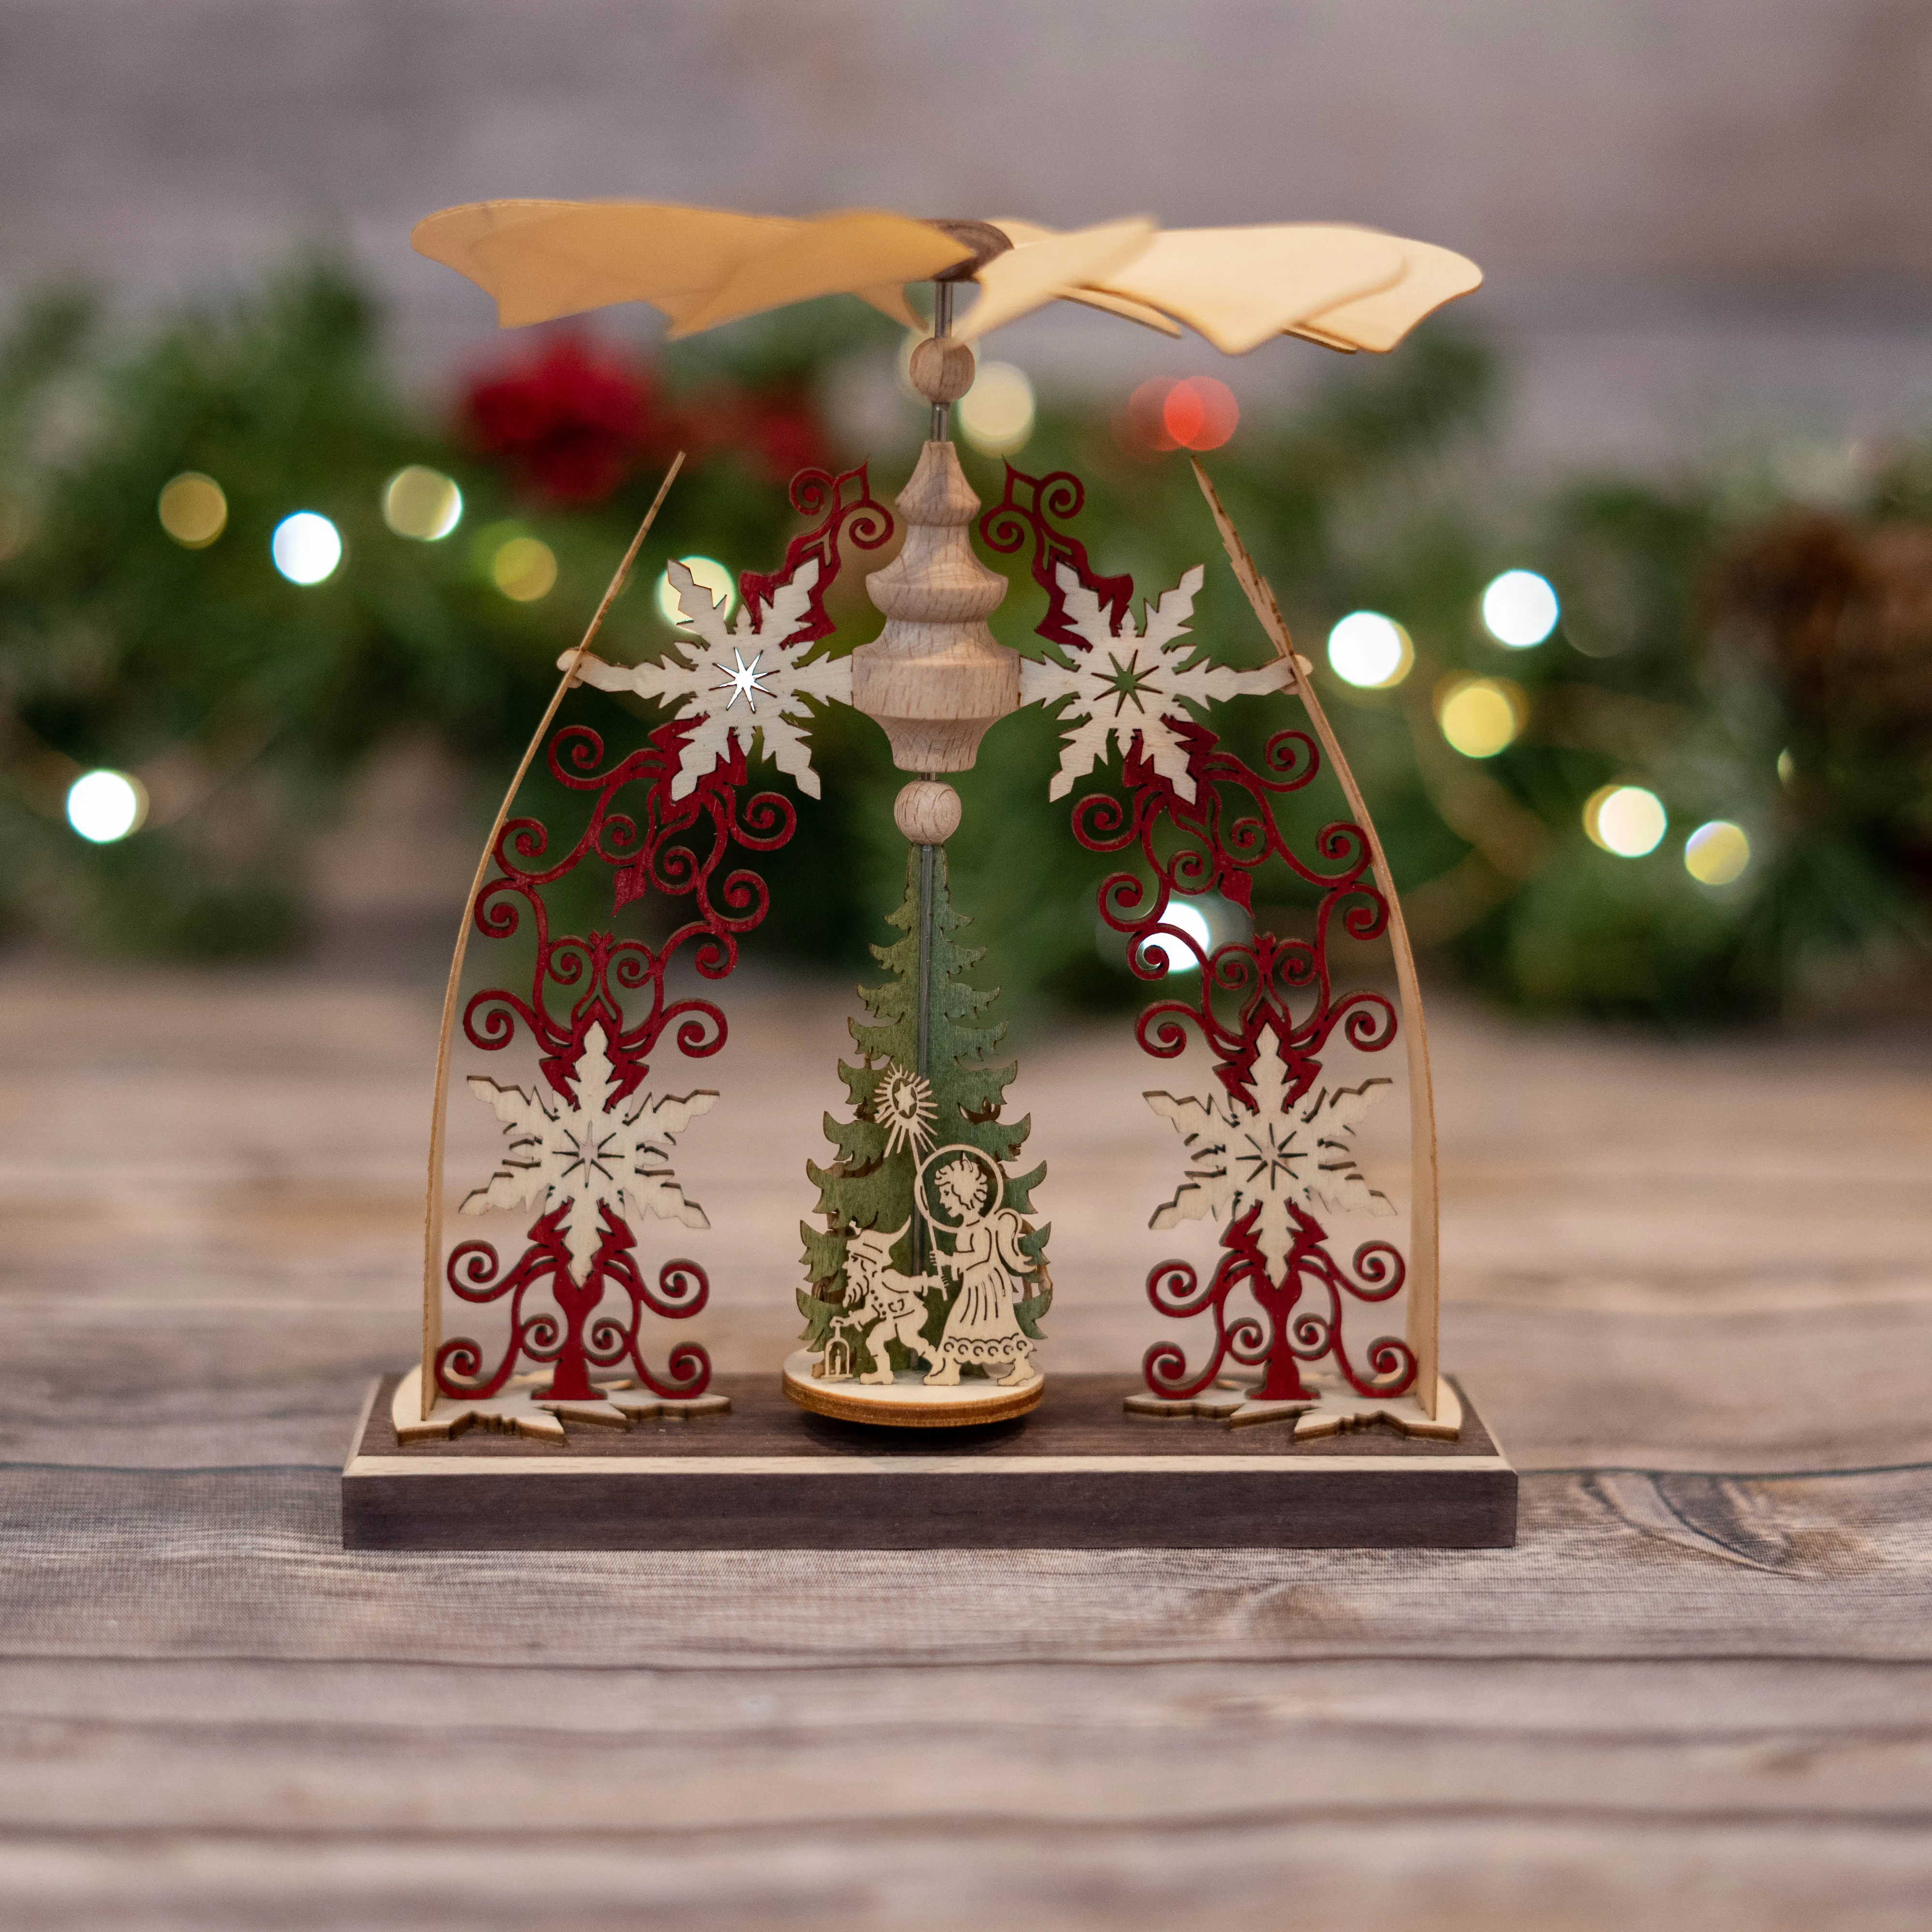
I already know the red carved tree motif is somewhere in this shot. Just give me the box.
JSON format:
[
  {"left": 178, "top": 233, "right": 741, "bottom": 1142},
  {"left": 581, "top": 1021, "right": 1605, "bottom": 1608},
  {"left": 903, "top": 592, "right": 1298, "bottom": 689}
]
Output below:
[
  {"left": 437, "top": 466, "right": 890, "bottom": 1404},
  {"left": 984, "top": 463, "right": 1416, "bottom": 1405}
]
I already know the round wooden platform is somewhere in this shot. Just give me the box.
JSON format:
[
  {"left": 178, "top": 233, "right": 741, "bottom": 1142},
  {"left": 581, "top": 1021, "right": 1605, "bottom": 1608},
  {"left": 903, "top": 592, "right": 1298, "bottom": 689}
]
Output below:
[{"left": 780, "top": 1350, "right": 1044, "bottom": 1428}]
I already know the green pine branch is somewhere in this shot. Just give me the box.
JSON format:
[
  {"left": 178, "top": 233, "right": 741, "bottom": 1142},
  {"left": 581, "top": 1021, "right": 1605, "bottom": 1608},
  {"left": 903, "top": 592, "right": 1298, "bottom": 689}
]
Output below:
[{"left": 798, "top": 845, "right": 1051, "bottom": 1342}]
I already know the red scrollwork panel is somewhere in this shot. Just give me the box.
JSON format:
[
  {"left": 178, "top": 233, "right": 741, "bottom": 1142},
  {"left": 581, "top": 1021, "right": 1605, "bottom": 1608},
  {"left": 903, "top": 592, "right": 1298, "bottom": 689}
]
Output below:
[
  {"left": 436, "top": 464, "right": 889, "bottom": 1405},
  {"left": 985, "top": 463, "right": 1416, "bottom": 1406}
]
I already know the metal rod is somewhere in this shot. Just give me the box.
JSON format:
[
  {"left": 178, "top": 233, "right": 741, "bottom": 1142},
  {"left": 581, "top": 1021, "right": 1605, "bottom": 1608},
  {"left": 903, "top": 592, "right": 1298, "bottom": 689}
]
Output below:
[
  {"left": 913, "top": 827, "right": 937, "bottom": 1277},
  {"left": 916, "top": 838, "right": 935, "bottom": 1080},
  {"left": 929, "top": 281, "right": 954, "bottom": 442}
]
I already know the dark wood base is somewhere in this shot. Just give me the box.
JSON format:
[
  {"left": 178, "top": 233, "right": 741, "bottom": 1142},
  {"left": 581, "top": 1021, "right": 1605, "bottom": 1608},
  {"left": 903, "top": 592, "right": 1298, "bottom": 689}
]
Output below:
[{"left": 341, "top": 1372, "right": 1517, "bottom": 1551}]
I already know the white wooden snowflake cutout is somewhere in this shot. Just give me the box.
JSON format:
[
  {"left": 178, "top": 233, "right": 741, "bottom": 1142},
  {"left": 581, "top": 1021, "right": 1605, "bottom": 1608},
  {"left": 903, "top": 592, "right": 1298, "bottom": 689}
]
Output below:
[
  {"left": 1020, "top": 562, "right": 1290, "bottom": 802},
  {"left": 1145, "top": 1050, "right": 1393, "bottom": 1278},
  {"left": 564, "top": 557, "right": 852, "bottom": 800},
  {"left": 461, "top": 1018, "right": 715, "bottom": 1283}
]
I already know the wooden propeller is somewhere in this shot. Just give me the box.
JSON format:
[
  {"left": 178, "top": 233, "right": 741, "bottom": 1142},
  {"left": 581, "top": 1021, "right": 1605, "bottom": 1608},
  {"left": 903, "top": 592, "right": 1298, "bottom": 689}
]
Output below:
[{"left": 412, "top": 200, "right": 1480, "bottom": 354}]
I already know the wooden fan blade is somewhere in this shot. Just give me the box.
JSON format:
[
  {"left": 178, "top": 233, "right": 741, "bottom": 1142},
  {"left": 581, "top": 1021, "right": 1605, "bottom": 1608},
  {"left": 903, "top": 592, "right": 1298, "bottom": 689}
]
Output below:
[
  {"left": 1095, "top": 225, "right": 1408, "bottom": 355},
  {"left": 855, "top": 282, "right": 927, "bottom": 331},
  {"left": 977, "top": 219, "right": 1179, "bottom": 337},
  {"left": 413, "top": 200, "right": 799, "bottom": 328},
  {"left": 1054, "top": 286, "right": 1185, "bottom": 337},
  {"left": 667, "top": 210, "right": 971, "bottom": 338},
  {"left": 1289, "top": 237, "right": 1484, "bottom": 352},
  {"left": 952, "top": 217, "right": 1156, "bottom": 342},
  {"left": 412, "top": 200, "right": 968, "bottom": 336}
]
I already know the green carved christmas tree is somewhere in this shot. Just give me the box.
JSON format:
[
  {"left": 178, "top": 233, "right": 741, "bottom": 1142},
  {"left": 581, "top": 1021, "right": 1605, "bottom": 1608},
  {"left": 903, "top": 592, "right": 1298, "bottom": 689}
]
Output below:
[{"left": 798, "top": 847, "right": 1050, "bottom": 1376}]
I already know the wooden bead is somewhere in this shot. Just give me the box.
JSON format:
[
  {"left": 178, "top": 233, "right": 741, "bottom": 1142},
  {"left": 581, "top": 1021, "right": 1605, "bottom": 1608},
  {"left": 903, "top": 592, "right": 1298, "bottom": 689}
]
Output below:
[
  {"left": 909, "top": 337, "right": 976, "bottom": 404},
  {"left": 893, "top": 780, "right": 962, "bottom": 845}
]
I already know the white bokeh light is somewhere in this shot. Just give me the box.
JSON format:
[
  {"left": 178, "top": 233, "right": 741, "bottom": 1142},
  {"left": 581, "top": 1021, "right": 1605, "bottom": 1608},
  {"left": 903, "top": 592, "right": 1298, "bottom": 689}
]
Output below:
[
  {"left": 1139, "top": 899, "right": 1215, "bottom": 972},
  {"left": 1585, "top": 784, "right": 1667, "bottom": 857},
  {"left": 1685, "top": 819, "right": 1751, "bottom": 885},
  {"left": 1327, "top": 611, "right": 1412, "bottom": 688},
  {"left": 958, "top": 362, "right": 1036, "bottom": 456},
  {"left": 66, "top": 769, "right": 146, "bottom": 843},
  {"left": 383, "top": 467, "right": 463, "bottom": 540},
  {"left": 271, "top": 512, "right": 342, "bottom": 585},
  {"left": 1480, "top": 569, "right": 1560, "bottom": 647}
]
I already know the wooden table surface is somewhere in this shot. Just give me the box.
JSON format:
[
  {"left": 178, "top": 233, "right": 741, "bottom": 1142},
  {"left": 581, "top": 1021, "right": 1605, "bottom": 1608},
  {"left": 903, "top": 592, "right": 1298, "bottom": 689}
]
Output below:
[{"left": 3, "top": 954, "right": 1931, "bottom": 1929}]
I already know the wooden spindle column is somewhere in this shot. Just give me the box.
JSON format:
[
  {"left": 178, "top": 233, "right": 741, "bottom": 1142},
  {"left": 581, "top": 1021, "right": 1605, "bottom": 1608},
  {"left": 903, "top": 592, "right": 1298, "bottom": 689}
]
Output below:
[
  {"left": 852, "top": 336, "right": 1019, "bottom": 773},
  {"left": 852, "top": 439, "right": 1017, "bottom": 772}
]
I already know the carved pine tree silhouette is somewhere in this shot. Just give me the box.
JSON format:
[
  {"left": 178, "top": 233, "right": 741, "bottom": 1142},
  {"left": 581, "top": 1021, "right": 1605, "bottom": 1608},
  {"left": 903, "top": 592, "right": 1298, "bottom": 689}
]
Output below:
[{"left": 798, "top": 849, "right": 1049, "bottom": 1376}]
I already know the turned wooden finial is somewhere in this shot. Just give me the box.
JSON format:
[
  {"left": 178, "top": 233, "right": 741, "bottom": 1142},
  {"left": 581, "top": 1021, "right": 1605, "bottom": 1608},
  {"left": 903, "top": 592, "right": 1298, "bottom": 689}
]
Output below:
[{"left": 852, "top": 441, "right": 1019, "bottom": 772}]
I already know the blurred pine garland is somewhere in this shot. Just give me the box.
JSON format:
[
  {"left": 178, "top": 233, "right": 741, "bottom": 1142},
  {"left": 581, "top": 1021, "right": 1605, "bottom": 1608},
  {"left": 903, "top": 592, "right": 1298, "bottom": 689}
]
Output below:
[{"left": 0, "top": 258, "right": 1925, "bottom": 1023}]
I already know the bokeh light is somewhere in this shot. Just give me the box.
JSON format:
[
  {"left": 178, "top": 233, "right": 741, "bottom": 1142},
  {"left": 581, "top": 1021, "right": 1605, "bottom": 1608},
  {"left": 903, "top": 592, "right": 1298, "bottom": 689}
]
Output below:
[
  {"left": 157, "top": 473, "right": 227, "bottom": 548},
  {"left": 65, "top": 769, "right": 147, "bottom": 843},
  {"left": 654, "top": 555, "right": 737, "bottom": 630},
  {"left": 1585, "top": 784, "right": 1667, "bottom": 857},
  {"left": 1139, "top": 899, "right": 1215, "bottom": 972},
  {"left": 957, "top": 362, "right": 1036, "bottom": 456},
  {"left": 1776, "top": 748, "right": 1797, "bottom": 790},
  {"left": 1480, "top": 569, "right": 1560, "bottom": 647},
  {"left": 1162, "top": 377, "right": 1239, "bottom": 451},
  {"left": 1685, "top": 819, "right": 1751, "bottom": 885},
  {"left": 271, "top": 511, "right": 342, "bottom": 585},
  {"left": 1119, "top": 377, "right": 1240, "bottom": 455},
  {"left": 1327, "top": 611, "right": 1413, "bottom": 688},
  {"left": 492, "top": 536, "right": 557, "bottom": 602},
  {"left": 1435, "top": 676, "right": 1525, "bottom": 757},
  {"left": 383, "top": 466, "right": 463, "bottom": 540}
]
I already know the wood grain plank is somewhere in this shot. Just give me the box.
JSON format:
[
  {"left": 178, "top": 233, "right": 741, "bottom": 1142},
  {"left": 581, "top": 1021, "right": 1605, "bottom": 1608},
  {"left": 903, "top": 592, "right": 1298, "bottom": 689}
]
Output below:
[
  {"left": 8, "top": 1298, "right": 1930, "bottom": 1472},
  {"left": 4, "top": 1467, "right": 1930, "bottom": 1665},
  {"left": 7, "top": 1818, "right": 1932, "bottom": 1932}
]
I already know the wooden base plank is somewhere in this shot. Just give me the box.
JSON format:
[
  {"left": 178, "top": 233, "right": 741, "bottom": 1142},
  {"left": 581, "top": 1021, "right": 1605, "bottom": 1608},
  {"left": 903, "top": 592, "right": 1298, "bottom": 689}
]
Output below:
[{"left": 341, "top": 1372, "right": 1515, "bottom": 1551}]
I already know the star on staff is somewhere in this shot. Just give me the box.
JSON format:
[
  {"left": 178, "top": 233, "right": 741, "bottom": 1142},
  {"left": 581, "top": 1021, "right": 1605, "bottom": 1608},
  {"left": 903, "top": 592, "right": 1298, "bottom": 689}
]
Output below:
[{"left": 710, "top": 648, "right": 774, "bottom": 712}]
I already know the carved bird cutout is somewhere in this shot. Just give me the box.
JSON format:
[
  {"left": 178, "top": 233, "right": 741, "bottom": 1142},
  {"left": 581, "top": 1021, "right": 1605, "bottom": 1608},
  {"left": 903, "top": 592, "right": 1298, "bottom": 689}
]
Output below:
[{"left": 412, "top": 201, "right": 1479, "bottom": 355}]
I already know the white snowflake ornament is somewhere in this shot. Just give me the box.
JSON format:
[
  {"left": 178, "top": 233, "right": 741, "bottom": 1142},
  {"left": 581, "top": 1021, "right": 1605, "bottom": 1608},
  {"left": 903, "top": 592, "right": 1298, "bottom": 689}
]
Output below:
[
  {"left": 1021, "top": 562, "right": 1290, "bottom": 802},
  {"left": 462, "top": 1018, "right": 715, "bottom": 1282},
  {"left": 1146, "top": 1051, "right": 1394, "bottom": 1278},
  {"left": 564, "top": 557, "right": 851, "bottom": 801}
]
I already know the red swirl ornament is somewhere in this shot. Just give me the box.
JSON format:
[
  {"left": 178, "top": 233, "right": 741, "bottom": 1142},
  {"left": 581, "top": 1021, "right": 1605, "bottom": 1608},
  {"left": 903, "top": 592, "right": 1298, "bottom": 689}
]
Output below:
[
  {"left": 986, "top": 462, "right": 1416, "bottom": 1405},
  {"left": 436, "top": 465, "right": 890, "bottom": 1405}
]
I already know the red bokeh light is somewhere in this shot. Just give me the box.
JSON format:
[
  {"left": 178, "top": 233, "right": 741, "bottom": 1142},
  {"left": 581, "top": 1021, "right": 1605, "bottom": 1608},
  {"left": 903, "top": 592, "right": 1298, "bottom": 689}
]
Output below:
[
  {"left": 1164, "top": 377, "right": 1239, "bottom": 451},
  {"left": 1113, "top": 376, "right": 1240, "bottom": 458}
]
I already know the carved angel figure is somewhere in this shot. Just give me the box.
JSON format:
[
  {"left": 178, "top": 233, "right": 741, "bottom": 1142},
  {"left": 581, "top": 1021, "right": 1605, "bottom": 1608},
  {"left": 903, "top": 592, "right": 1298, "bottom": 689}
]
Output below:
[{"left": 925, "top": 1157, "right": 1038, "bottom": 1388}]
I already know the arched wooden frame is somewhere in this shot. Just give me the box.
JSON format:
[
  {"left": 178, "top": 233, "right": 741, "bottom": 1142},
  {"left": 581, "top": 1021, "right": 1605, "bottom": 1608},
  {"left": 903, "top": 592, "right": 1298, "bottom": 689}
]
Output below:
[{"left": 1190, "top": 458, "right": 1442, "bottom": 1416}]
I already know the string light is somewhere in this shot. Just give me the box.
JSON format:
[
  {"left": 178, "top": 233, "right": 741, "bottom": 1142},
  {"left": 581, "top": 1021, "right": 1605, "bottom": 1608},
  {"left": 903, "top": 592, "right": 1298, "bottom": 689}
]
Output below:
[
  {"left": 957, "top": 362, "right": 1036, "bottom": 456},
  {"left": 1327, "top": 611, "right": 1413, "bottom": 689},
  {"left": 492, "top": 536, "right": 557, "bottom": 602},
  {"left": 157, "top": 473, "right": 227, "bottom": 549},
  {"left": 383, "top": 467, "right": 463, "bottom": 540},
  {"left": 1685, "top": 820, "right": 1751, "bottom": 885},
  {"left": 66, "top": 770, "right": 147, "bottom": 843},
  {"left": 1436, "top": 676, "right": 1525, "bottom": 757},
  {"left": 1584, "top": 784, "right": 1667, "bottom": 857},
  {"left": 1480, "top": 569, "right": 1559, "bottom": 647},
  {"left": 1119, "top": 377, "right": 1240, "bottom": 455},
  {"left": 271, "top": 512, "right": 342, "bottom": 585}
]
